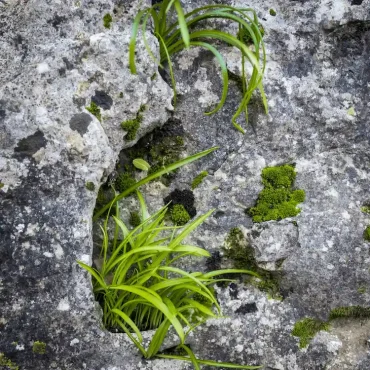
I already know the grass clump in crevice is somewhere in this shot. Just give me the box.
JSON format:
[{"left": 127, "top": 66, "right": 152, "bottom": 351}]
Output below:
[
  {"left": 291, "top": 318, "right": 330, "bottom": 349},
  {"left": 191, "top": 171, "right": 208, "bottom": 190},
  {"left": 129, "top": 1, "right": 267, "bottom": 134},
  {"left": 103, "top": 13, "right": 113, "bottom": 29},
  {"left": 79, "top": 192, "right": 260, "bottom": 369},
  {"left": 246, "top": 164, "right": 305, "bottom": 223},
  {"left": 86, "top": 102, "right": 102, "bottom": 122}
]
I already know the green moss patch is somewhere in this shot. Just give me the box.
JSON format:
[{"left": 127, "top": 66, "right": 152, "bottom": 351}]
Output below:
[
  {"left": 121, "top": 105, "right": 146, "bottom": 141},
  {"left": 103, "top": 13, "right": 113, "bottom": 29},
  {"left": 85, "top": 182, "right": 95, "bottom": 191},
  {"left": 191, "top": 171, "right": 208, "bottom": 189},
  {"left": 129, "top": 211, "right": 141, "bottom": 227},
  {"left": 0, "top": 353, "right": 19, "bottom": 370},
  {"left": 32, "top": 341, "right": 46, "bottom": 354},
  {"left": 246, "top": 164, "right": 305, "bottom": 222},
  {"left": 223, "top": 227, "right": 282, "bottom": 298},
  {"left": 86, "top": 102, "right": 102, "bottom": 122},
  {"left": 291, "top": 318, "right": 329, "bottom": 349},
  {"left": 329, "top": 306, "right": 370, "bottom": 320},
  {"left": 115, "top": 172, "right": 136, "bottom": 193},
  {"left": 269, "top": 9, "right": 277, "bottom": 16},
  {"left": 364, "top": 226, "right": 370, "bottom": 241},
  {"left": 170, "top": 204, "right": 190, "bottom": 225}
]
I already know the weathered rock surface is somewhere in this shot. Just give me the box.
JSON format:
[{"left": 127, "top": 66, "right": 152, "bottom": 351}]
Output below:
[{"left": 1, "top": 0, "right": 370, "bottom": 369}]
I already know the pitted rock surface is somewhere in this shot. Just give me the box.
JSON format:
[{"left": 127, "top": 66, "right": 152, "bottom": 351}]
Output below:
[{"left": 1, "top": 0, "right": 370, "bottom": 369}]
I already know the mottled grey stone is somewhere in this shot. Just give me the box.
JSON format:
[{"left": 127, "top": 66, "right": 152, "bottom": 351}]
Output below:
[{"left": 1, "top": 0, "right": 370, "bottom": 369}]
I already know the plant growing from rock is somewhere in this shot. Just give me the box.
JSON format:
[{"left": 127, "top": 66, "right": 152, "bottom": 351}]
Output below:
[{"left": 129, "top": 1, "right": 267, "bottom": 134}]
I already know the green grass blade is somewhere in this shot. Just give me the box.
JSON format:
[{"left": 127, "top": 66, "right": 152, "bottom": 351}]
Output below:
[
  {"left": 190, "top": 41, "right": 228, "bottom": 115},
  {"left": 203, "top": 269, "right": 260, "bottom": 279},
  {"left": 179, "top": 344, "right": 201, "bottom": 370},
  {"left": 109, "top": 285, "right": 185, "bottom": 342},
  {"left": 77, "top": 261, "right": 107, "bottom": 289},
  {"left": 129, "top": 9, "right": 148, "bottom": 74},
  {"left": 111, "top": 308, "right": 143, "bottom": 342},
  {"left": 155, "top": 354, "right": 262, "bottom": 368},
  {"left": 173, "top": 0, "right": 190, "bottom": 47},
  {"left": 136, "top": 189, "right": 150, "bottom": 221},
  {"left": 147, "top": 319, "right": 172, "bottom": 358},
  {"left": 93, "top": 147, "right": 218, "bottom": 220}
]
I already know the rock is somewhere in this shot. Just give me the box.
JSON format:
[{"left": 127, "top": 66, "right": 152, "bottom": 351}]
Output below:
[{"left": 1, "top": 0, "right": 370, "bottom": 369}]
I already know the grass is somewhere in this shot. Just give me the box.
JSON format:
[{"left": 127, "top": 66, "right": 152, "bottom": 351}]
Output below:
[
  {"left": 129, "top": 1, "right": 267, "bottom": 134},
  {"left": 82, "top": 147, "right": 262, "bottom": 369}
]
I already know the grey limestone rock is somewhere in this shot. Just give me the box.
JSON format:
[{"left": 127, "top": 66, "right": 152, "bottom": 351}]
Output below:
[{"left": 1, "top": 0, "right": 370, "bottom": 369}]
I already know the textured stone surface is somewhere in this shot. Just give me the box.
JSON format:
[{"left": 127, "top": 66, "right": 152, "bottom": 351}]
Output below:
[{"left": 1, "top": 0, "right": 370, "bottom": 369}]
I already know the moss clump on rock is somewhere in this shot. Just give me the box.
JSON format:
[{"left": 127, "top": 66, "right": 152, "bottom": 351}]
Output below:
[
  {"left": 86, "top": 102, "right": 102, "bottom": 122},
  {"left": 191, "top": 171, "right": 208, "bottom": 189},
  {"left": 0, "top": 353, "right": 19, "bottom": 369},
  {"left": 364, "top": 226, "right": 370, "bottom": 242},
  {"left": 115, "top": 172, "right": 136, "bottom": 193},
  {"left": 85, "top": 181, "right": 95, "bottom": 191},
  {"left": 246, "top": 164, "right": 305, "bottom": 222},
  {"left": 129, "top": 211, "right": 141, "bottom": 227},
  {"left": 269, "top": 8, "right": 277, "bottom": 16},
  {"left": 121, "top": 105, "right": 146, "bottom": 141},
  {"left": 32, "top": 341, "right": 46, "bottom": 354},
  {"left": 329, "top": 306, "right": 370, "bottom": 320},
  {"left": 291, "top": 318, "right": 330, "bottom": 349},
  {"left": 170, "top": 204, "right": 190, "bottom": 225},
  {"left": 103, "top": 13, "right": 113, "bottom": 29}
]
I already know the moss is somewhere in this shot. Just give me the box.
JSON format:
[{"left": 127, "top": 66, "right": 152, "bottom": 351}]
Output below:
[
  {"left": 85, "top": 182, "right": 95, "bottom": 191},
  {"left": 364, "top": 226, "right": 370, "bottom": 241},
  {"left": 170, "top": 204, "right": 190, "bottom": 225},
  {"left": 361, "top": 205, "right": 370, "bottom": 214},
  {"left": 151, "top": 72, "right": 157, "bottom": 81},
  {"left": 269, "top": 8, "right": 277, "bottom": 16},
  {"left": 357, "top": 286, "right": 366, "bottom": 294},
  {"left": 86, "top": 102, "right": 102, "bottom": 122},
  {"left": 191, "top": 171, "right": 208, "bottom": 189},
  {"left": 246, "top": 164, "right": 305, "bottom": 222},
  {"left": 115, "top": 172, "right": 136, "bottom": 193},
  {"left": 329, "top": 306, "right": 370, "bottom": 320},
  {"left": 0, "top": 353, "right": 19, "bottom": 370},
  {"left": 130, "top": 211, "right": 141, "bottom": 227},
  {"left": 119, "top": 92, "right": 124, "bottom": 98},
  {"left": 0, "top": 182, "right": 4, "bottom": 189},
  {"left": 175, "top": 136, "right": 184, "bottom": 146},
  {"left": 103, "top": 13, "right": 113, "bottom": 29},
  {"left": 223, "top": 228, "right": 283, "bottom": 298},
  {"left": 121, "top": 106, "right": 146, "bottom": 141},
  {"left": 291, "top": 318, "right": 330, "bottom": 348},
  {"left": 32, "top": 341, "right": 46, "bottom": 354}
]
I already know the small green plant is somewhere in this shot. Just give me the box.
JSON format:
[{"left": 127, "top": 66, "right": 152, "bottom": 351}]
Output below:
[
  {"left": 364, "top": 226, "right": 370, "bottom": 242},
  {"left": 32, "top": 341, "right": 46, "bottom": 354},
  {"left": 115, "top": 172, "right": 136, "bottom": 193},
  {"left": 79, "top": 194, "right": 260, "bottom": 368},
  {"left": 170, "top": 204, "right": 191, "bottom": 225},
  {"left": 269, "top": 9, "right": 276, "bottom": 16},
  {"left": 86, "top": 182, "right": 95, "bottom": 191},
  {"left": 129, "top": 1, "right": 267, "bottom": 134},
  {"left": 361, "top": 205, "right": 370, "bottom": 214},
  {"left": 246, "top": 164, "right": 305, "bottom": 222},
  {"left": 129, "top": 211, "right": 141, "bottom": 227},
  {"left": 86, "top": 102, "right": 102, "bottom": 122},
  {"left": 121, "top": 105, "right": 146, "bottom": 141},
  {"left": 103, "top": 13, "right": 113, "bottom": 29},
  {"left": 329, "top": 306, "right": 370, "bottom": 320},
  {"left": 291, "top": 318, "right": 329, "bottom": 349},
  {"left": 191, "top": 171, "right": 208, "bottom": 189},
  {"left": 0, "top": 353, "right": 19, "bottom": 369}
]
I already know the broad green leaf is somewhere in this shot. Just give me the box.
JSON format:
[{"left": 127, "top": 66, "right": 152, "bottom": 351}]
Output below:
[{"left": 133, "top": 158, "right": 151, "bottom": 171}]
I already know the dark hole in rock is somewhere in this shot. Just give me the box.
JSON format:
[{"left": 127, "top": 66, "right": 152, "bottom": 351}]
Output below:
[
  {"left": 163, "top": 189, "right": 196, "bottom": 218},
  {"left": 235, "top": 302, "right": 258, "bottom": 314},
  {"left": 13, "top": 130, "right": 47, "bottom": 159},
  {"left": 69, "top": 113, "right": 92, "bottom": 136},
  {"left": 91, "top": 90, "right": 114, "bottom": 110}
]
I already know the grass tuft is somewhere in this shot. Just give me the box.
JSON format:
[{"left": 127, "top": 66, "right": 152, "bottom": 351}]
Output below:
[
  {"left": 129, "top": 1, "right": 267, "bottom": 133},
  {"left": 191, "top": 171, "right": 208, "bottom": 189}
]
